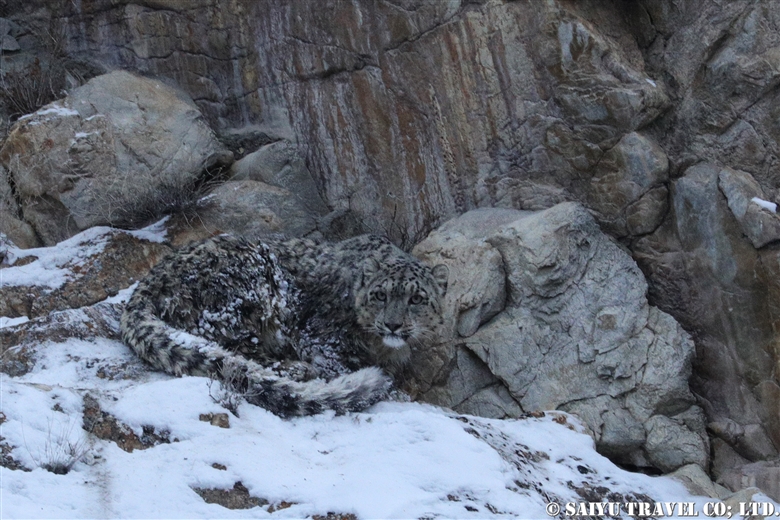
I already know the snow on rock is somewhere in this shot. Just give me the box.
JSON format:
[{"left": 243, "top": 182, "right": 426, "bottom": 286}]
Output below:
[
  {"left": 751, "top": 196, "right": 777, "bottom": 213},
  {"left": 718, "top": 167, "right": 780, "bottom": 247},
  {"left": 17, "top": 103, "right": 79, "bottom": 122},
  {"left": 0, "top": 220, "right": 170, "bottom": 319},
  {"left": 0, "top": 315, "right": 28, "bottom": 328},
  {"left": 125, "top": 215, "right": 170, "bottom": 243},
  {"left": 0, "top": 219, "right": 169, "bottom": 290},
  {"left": 0, "top": 225, "right": 114, "bottom": 289}
]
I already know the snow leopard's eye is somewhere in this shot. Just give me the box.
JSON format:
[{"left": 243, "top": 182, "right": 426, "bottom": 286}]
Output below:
[
  {"left": 374, "top": 290, "right": 387, "bottom": 302},
  {"left": 409, "top": 294, "right": 424, "bottom": 305}
]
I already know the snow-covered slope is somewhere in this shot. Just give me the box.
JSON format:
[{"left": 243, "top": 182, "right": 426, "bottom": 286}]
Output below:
[
  {"left": 0, "top": 323, "right": 752, "bottom": 519},
  {"left": 0, "top": 351, "right": 714, "bottom": 519}
]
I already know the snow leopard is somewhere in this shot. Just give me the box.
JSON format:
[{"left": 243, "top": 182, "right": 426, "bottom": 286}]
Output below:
[{"left": 120, "top": 234, "right": 448, "bottom": 418}]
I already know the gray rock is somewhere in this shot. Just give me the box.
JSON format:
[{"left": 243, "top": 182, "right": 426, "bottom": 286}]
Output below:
[
  {"left": 0, "top": 166, "right": 14, "bottom": 213},
  {"left": 634, "top": 161, "right": 779, "bottom": 475},
  {"left": 0, "top": 212, "right": 39, "bottom": 249},
  {"left": 718, "top": 461, "right": 780, "bottom": 503},
  {"left": 625, "top": 186, "right": 668, "bottom": 236},
  {"left": 0, "top": 18, "right": 18, "bottom": 52},
  {"left": 0, "top": 34, "right": 19, "bottom": 52},
  {"left": 598, "top": 408, "right": 647, "bottom": 461},
  {"left": 625, "top": 308, "right": 699, "bottom": 420},
  {"left": 315, "top": 209, "right": 371, "bottom": 242},
  {"left": 588, "top": 132, "right": 669, "bottom": 237},
  {"left": 413, "top": 208, "right": 516, "bottom": 338},
  {"left": 668, "top": 464, "right": 731, "bottom": 499},
  {"left": 412, "top": 346, "right": 524, "bottom": 420},
  {"left": 229, "top": 140, "right": 328, "bottom": 217},
  {"left": 710, "top": 419, "right": 779, "bottom": 462},
  {"left": 718, "top": 167, "right": 780, "bottom": 248},
  {"left": 0, "top": 165, "right": 40, "bottom": 248},
  {"left": 644, "top": 413, "right": 709, "bottom": 474},
  {"left": 493, "top": 179, "right": 569, "bottom": 212},
  {"left": 0, "top": 231, "right": 9, "bottom": 264},
  {"left": 409, "top": 203, "right": 707, "bottom": 472},
  {"left": 0, "top": 71, "right": 233, "bottom": 245},
  {"left": 193, "top": 179, "right": 323, "bottom": 240}
]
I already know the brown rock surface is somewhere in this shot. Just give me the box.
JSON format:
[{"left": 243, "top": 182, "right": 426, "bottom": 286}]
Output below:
[{"left": 0, "top": 226, "right": 170, "bottom": 318}]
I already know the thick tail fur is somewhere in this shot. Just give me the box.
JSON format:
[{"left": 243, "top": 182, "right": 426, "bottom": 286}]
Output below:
[
  {"left": 120, "top": 294, "right": 221, "bottom": 377},
  {"left": 120, "top": 295, "right": 391, "bottom": 418},
  {"left": 240, "top": 364, "right": 391, "bottom": 417}
]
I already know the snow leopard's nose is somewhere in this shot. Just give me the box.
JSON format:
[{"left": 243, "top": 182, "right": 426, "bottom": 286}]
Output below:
[{"left": 385, "top": 321, "right": 402, "bottom": 333}]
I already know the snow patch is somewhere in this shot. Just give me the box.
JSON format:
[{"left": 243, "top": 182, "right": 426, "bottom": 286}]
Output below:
[
  {"left": 74, "top": 131, "right": 100, "bottom": 139},
  {"left": 0, "top": 315, "right": 29, "bottom": 328},
  {"left": 0, "top": 220, "right": 168, "bottom": 289},
  {"left": 18, "top": 103, "right": 79, "bottom": 121},
  {"left": 126, "top": 216, "right": 170, "bottom": 243},
  {"left": 0, "top": 226, "right": 114, "bottom": 289},
  {"left": 102, "top": 283, "right": 138, "bottom": 304},
  {"left": 751, "top": 196, "right": 777, "bottom": 213},
  {"left": 3, "top": 359, "right": 739, "bottom": 519}
]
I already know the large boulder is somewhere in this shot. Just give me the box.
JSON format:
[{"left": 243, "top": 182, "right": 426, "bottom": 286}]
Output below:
[
  {"left": 0, "top": 71, "right": 233, "bottom": 245},
  {"left": 584, "top": 132, "right": 670, "bottom": 238},
  {"left": 410, "top": 203, "right": 708, "bottom": 473},
  {"left": 229, "top": 139, "right": 329, "bottom": 219},
  {"left": 165, "top": 179, "right": 324, "bottom": 246}
]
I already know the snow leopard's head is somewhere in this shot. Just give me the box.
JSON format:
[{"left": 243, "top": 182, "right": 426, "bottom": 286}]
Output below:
[{"left": 354, "top": 254, "right": 448, "bottom": 350}]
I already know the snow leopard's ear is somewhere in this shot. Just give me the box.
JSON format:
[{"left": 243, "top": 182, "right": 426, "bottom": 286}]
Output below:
[
  {"left": 360, "top": 257, "right": 381, "bottom": 287},
  {"left": 431, "top": 264, "right": 449, "bottom": 295}
]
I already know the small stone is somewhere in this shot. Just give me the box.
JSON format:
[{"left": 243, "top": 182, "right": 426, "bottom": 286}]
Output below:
[
  {"left": 193, "top": 481, "right": 267, "bottom": 510},
  {"left": 0, "top": 34, "right": 19, "bottom": 52},
  {"left": 268, "top": 501, "right": 296, "bottom": 513},
  {"left": 199, "top": 413, "right": 230, "bottom": 428}
]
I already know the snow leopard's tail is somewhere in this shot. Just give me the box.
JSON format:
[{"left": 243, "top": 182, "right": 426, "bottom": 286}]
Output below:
[
  {"left": 237, "top": 362, "right": 392, "bottom": 418},
  {"left": 120, "top": 281, "right": 222, "bottom": 377},
  {"left": 120, "top": 288, "right": 391, "bottom": 418}
]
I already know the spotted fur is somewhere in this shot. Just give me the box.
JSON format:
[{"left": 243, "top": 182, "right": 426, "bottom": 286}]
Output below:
[{"left": 120, "top": 234, "right": 448, "bottom": 418}]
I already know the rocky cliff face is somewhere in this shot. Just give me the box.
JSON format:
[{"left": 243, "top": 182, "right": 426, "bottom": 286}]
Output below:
[{"left": 2, "top": 0, "right": 780, "bottom": 500}]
